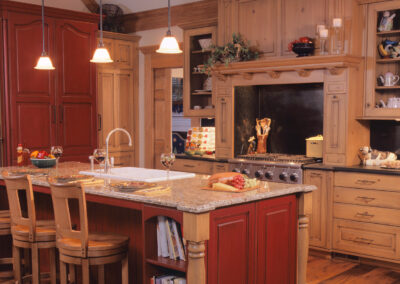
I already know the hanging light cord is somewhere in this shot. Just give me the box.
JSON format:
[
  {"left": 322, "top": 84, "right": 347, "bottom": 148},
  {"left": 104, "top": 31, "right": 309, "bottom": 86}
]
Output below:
[
  {"left": 41, "top": 0, "right": 45, "bottom": 55},
  {"left": 167, "top": 0, "right": 171, "bottom": 36},
  {"left": 99, "top": 0, "right": 104, "bottom": 46}
]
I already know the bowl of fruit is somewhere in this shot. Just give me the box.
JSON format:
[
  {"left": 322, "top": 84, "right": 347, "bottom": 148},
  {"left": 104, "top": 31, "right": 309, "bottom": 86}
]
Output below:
[
  {"left": 288, "top": 37, "right": 315, "bottom": 57},
  {"left": 30, "top": 150, "right": 56, "bottom": 168}
]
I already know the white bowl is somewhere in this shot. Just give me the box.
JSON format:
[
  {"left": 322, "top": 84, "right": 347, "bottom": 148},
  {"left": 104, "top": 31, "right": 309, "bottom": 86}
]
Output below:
[{"left": 198, "top": 38, "right": 212, "bottom": 50}]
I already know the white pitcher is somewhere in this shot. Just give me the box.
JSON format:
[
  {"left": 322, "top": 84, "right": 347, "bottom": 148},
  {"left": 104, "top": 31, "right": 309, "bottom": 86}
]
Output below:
[{"left": 384, "top": 72, "right": 400, "bottom": 86}]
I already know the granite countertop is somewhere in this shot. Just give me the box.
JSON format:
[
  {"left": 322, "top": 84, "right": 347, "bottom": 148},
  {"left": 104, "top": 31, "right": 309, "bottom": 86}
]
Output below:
[
  {"left": 175, "top": 153, "right": 228, "bottom": 163},
  {"left": 303, "top": 163, "right": 400, "bottom": 176},
  {"left": 0, "top": 162, "right": 315, "bottom": 213}
]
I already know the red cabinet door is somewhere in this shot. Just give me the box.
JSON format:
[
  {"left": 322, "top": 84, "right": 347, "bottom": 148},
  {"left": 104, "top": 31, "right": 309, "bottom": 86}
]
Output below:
[
  {"left": 7, "top": 12, "right": 56, "bottom": 163},
  {"left": 208, "top": 203, "right": 256, "bottom": 284},
  {"left": 256, "top": 195, "right": 297, "bottom": 284},
  {"left": 55, "top": 19, "right": 97, "bottom": 162}
]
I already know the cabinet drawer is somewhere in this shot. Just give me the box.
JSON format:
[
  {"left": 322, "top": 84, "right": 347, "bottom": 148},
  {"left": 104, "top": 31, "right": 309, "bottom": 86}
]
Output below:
[
  {"left": 213, "top": 162, "right": 228, "bottom": 173},
  {"left": 334, "top": 187, "right": 400, "bottom": 209},
  {"left": 334, "top": 203, "right": 400, "bottom": 227},
  {"left": 335, "top": 172, "right": 400, "bottom": 192},
  {"left": 173, "top": 159, "right": 213, "bottom": 175},
  {"left": 333, "top": 219, "right": 400, "bottom": 260},
  {"left": 326, "top": 82, "right": 346, "bottom": 93}
]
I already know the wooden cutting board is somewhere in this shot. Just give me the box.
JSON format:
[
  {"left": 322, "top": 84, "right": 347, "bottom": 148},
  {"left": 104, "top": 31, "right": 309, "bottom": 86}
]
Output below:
[{"left": 201, "top": 185, "right": 260, "bottom": 193}]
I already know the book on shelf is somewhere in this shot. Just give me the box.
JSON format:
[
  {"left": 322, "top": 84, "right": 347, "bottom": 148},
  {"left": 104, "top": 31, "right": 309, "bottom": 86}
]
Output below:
[
  {"left": 157, "top": 216, "right": 169, "bottom": 258},
  {"left": 151, "top": 275, "right": 186, "bottom": 284},
  {"left": 156, "top": 217, "right": 186, "bottom": 261}
]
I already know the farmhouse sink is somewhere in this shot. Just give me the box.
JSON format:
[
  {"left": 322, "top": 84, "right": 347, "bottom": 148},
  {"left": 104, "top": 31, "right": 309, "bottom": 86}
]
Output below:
[{"left": 79, "top": 167, "right": 196, "bottom": 183}]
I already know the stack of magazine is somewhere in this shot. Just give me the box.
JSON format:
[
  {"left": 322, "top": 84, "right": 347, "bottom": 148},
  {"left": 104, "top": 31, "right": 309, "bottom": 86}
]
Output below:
[{"left": 156, "top": 216, "right": 186, "bottom": 261}]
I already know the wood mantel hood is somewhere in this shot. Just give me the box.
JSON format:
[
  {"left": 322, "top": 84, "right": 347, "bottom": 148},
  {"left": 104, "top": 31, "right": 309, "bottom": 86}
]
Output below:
[{"left": 211, "top": 55, "right": 364, "bottom": 79}]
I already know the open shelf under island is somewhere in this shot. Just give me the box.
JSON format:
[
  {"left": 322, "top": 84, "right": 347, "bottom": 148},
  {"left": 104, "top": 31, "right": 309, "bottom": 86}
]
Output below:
[{"left": 0, "top": 162, "right": 315, "bottom": 284}]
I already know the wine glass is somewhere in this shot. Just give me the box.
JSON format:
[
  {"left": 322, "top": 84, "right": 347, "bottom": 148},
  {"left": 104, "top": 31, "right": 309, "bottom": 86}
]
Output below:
[
  {"left": 51, "top": 146, "right": 63, "bottom": 176},
  {"left": 160, "top": 153, "right": 176, "bottom": 187},
  {"left": 93, "top": 149, "right": 106, "bottom": 177}
]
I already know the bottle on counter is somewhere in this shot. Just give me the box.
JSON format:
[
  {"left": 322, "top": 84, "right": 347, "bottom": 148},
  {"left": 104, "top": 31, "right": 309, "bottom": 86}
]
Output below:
[{"left": 17, "top": 143, "right": 23, "bottom": 166}]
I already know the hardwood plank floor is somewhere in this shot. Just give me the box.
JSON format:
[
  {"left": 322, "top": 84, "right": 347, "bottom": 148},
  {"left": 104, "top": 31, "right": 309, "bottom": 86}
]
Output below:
[{"left": 307, "top": 255, "right": 400, "bottom": 283}]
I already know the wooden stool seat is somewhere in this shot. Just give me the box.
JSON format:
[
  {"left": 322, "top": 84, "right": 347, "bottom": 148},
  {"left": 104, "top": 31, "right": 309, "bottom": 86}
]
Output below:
[
  {"left": 0, "top": 210, "right": 13, "bottom": 281},
  {"left": 0, "top": 216, "right": 11, "bottom": 230},
  {"left": 49, "top": 180, "right": 129, "bottom": 284},
  {"left": 2, "top": 172, "right": 57, "bottom": 284}
]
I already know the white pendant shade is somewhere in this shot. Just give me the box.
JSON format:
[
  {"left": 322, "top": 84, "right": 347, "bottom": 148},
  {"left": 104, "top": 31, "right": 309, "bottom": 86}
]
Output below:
[
  {"left": 90, "top": 47, "right": 113, "bottom": 63},
  {"left": 34, "top": 55, "right": 55, "bottom": 70},
  {"left": 156, "top": 36, "right": 182, "bottom": 54}
]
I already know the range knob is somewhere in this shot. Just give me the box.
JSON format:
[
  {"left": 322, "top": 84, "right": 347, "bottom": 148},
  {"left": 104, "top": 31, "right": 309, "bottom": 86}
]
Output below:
[
  {"left": 290, "top": 173, "right": 299, "bottom": 182},
  {"left": 255, "top": 170, "right": 263, "bottom": 178},
  {"left": 241, "top": 169, "right": 250, "bottom": 176},
  {"left": 232, "top": 168, "right": 241, "bottom": 173},
  {"left": 279, "top": 172, "right": 289, "bottom": 181},
  {"left": 264, "top": 171, "right": 274, "bottom": 180}
]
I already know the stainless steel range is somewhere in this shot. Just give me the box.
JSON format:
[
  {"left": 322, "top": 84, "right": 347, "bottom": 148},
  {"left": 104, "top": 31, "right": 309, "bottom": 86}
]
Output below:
[{"left": 228, "top": 154, "right": 320, "bottom": 184}]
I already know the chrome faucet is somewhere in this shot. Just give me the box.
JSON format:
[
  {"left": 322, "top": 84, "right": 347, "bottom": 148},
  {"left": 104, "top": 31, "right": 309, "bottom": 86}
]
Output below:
[{"left": 105, "top": 128, "right": 132, "bottom": 173}]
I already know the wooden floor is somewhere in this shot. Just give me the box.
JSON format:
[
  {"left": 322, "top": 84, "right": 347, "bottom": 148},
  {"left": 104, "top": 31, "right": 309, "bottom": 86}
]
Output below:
[{"left": 307, "top": 255, "right": 400, "bottom": 283}]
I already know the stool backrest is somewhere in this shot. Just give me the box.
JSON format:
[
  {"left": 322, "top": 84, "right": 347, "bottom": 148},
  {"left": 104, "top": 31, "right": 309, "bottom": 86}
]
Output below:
[
  {"left": 2, "top": 171, "right": 37, "bottom": 242},
  {"left": 48, "top": 180, "right": 89, "bottom": 257}
]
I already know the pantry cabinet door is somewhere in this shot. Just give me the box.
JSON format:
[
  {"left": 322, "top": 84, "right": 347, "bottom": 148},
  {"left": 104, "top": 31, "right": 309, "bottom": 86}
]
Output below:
[
  {"left": 6, "top": 12, "right": 56, "bottom": 163},
  {"left": 55, "top": 19, "right": 97, "bottom": 162},
  {"left": 208, "top": 203, "right": 256, "bottom": 284},
  {"left": 256, "top": 195, "right": 297, "bottom": 284}
]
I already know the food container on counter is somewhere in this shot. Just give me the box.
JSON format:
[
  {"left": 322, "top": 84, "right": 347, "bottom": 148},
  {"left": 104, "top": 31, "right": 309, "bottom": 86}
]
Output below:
[{"left": 306, "top": 135, "right": 323, "bottom": 158}]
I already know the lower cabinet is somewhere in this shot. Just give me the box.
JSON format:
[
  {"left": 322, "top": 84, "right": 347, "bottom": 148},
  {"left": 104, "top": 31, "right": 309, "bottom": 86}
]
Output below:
[
  {"left": 303, "top": 169, "right": 333, "bottom": 250},
  {"left": 208, "top": 195, "right": 297, "bottom": 284},
  {"left": 172, "top": 158, "right": 229, "bottom": 175}
]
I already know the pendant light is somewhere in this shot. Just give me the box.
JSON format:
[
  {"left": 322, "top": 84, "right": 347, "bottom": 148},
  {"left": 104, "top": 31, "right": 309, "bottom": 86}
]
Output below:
[
  {"left": 34, "top": 0, "right": 55, "bottom": 70},
  {"left": 156, "top": 0, "right": 182, "bottom": 54},
  {"left": 90, "top": 0, "right": 113, "bottom": 63}
]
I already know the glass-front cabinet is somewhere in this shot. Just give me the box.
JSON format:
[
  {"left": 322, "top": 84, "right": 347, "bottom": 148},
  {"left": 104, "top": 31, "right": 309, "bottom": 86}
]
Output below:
[
  {"left": 183, "top": 26, "right": 217, "bottom": 117},
  {"left": 365, "top": 1, "right": 400, "bottom": 118}
]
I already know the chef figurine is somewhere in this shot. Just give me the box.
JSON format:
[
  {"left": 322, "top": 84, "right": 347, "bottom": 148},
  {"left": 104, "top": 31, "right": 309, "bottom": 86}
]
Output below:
[
  {"left": 255, "top": 118, "right": 271, "bottom": 154},
  {"left": 247, "top": 136, "right": 257, "bottom": 155},
  {"left": 379, "top": 11, "right": 396, "bottom": 32}
]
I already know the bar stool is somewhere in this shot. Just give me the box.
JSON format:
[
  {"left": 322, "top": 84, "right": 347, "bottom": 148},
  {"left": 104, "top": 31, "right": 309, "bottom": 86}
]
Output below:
[
  {"left": 48, "top": 179, "right": 129, "bottom": 284},
  {"left": 2, "top": 171, "right": 57, "bottom": 284},
  {"left": 0, "top": 210, "right": 13, "bottom": 282}
]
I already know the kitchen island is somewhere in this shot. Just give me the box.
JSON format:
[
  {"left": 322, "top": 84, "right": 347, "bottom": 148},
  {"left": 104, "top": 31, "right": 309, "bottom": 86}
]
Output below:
[{"left": 0, "top": 162, "right": 315, "bottom": 284}]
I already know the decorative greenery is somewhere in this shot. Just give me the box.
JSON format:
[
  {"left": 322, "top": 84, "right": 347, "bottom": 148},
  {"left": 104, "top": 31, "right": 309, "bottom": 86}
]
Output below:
[{"left": 201, "top": 33, "right": 259, "bottom": 74}]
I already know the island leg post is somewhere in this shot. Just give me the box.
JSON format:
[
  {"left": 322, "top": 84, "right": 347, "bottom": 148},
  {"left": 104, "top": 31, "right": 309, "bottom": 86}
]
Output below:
[
  {"left": 183, "top": 212, "right": 210, "bottom": 284},
  {"left": 297, "top": 192, "right": 312, "bottom": 284}
]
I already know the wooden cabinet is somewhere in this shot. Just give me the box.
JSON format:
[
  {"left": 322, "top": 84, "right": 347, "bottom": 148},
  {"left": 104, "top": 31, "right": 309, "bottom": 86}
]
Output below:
[
  {"left": 215, "top": 95, "right": 233, "bottom": 159},
  {"left": 0, "top": 3, "right": 98, "bottom": 164},
  {"left": 304, "top": 169, "right": 333, "bottom": 250},
  {"left": 183, "top": 26, "right": 217, "bottom": 117},
  {"left": 208, "top": 195, "right": 297, "bottom": 284},
  {"left": 363, "top": 0, "right": 400, "bottom": 118},
  {"left": 172, "top": 158, "right": 229, "bottom": 175},
  {"left": 97, "top": 32, "right": 139, "bottom": 166},
  {"left": 208, "top": 203, "right": 255, "bottom": 284},
  {"left": 332, "top": 171, "right": 400, "bottom": 262}
]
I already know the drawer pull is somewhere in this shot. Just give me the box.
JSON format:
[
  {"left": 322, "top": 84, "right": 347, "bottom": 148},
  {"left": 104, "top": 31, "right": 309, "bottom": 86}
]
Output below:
[
  {"left": 355, "top": 179, "right": 376, "bottom": 185},
  {"left": 355, "top": 196, "right": 376, "bottom": 203},
  {"left": 183, "top": 164, "right": 195, "bottom": 168},
  {"left": 355, "top": 212, "right": 375, "bottom": 219},
  {"left": 353, "top": 237, "right": 374, "bottom": 245}
]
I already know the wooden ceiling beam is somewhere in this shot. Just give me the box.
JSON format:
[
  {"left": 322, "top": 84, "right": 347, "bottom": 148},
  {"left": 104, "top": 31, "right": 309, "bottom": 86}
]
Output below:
[
  {"left": 122, "top": 0, "right": 218, "bottom": 33},
  {"left": 81, "top": 0, "right": 99, "bottom": 13}
]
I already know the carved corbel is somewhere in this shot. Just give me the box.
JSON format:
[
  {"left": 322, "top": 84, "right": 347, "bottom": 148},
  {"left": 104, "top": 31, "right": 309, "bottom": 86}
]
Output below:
[
  {"left": 267, "top": 71, "right": 281, "bottom": 79},
  {"left": 241, "top": 72, "right": 253, "bottom": 80},
  {"left": 328, "top": 67, "right": 345, "bottom": 75},
  {"left": 215, "top": 73, "right": 227, "bottom": 82},
  {"left": 297, "top": 69, "right": 312, "bottom": 77}
]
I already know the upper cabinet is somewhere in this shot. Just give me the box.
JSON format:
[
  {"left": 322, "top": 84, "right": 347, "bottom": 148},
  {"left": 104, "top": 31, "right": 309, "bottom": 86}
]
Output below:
[
  {"left": 218, "top": 0, "right": 338, "bottom": 57},
  {"left": 183, "top": 26, "right": 217, "bottom": 117},
  {"left": 363, "top": 0, "right": 400, "bottom": 119}
]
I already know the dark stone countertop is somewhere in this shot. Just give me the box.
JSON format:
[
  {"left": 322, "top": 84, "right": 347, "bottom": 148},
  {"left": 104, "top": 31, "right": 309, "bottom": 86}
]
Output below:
[
  {"left": 175, "top": 154, "right": 228, "bottom": 163},
  {"left": 303, "top": 163, "right": 400, "bottom": 176}
]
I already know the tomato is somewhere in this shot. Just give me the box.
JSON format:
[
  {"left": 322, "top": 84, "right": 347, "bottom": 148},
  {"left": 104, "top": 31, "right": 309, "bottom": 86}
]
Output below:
[
  {"left": 299, "top": 37, "right": 311, "bottom": 43},
  {"left": 37, "top": 150, "right": 48, "bottom": 159}
]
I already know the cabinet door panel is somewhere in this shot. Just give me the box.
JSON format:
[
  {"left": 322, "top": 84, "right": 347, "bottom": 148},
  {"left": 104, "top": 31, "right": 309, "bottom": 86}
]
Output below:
[
  {"left": 116, "top": 71, "right": 134, "bottom": 148},
  {"left": 324, "top": 93, "right": 346, "bottom": 155},
  {"left": 281, "top": 0, "right": 328, "bottom": 55},
  {"left": 7, "top": 12, "right": 56, "bottom": 163},
  {"left": 16, "top": 103, "right": 54, "bottom": 149},
  {"left": 208, "top": 203, "right": 255, "bottom": 284},
  {"left": 257, "top": 195, "right": 297, "bottom": 284},
  {"left": 56, "top": 19, "right": 97, "bottom": 161},
  {"left": 115, "top": 40, "right": 133, "bottom": 69}
]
